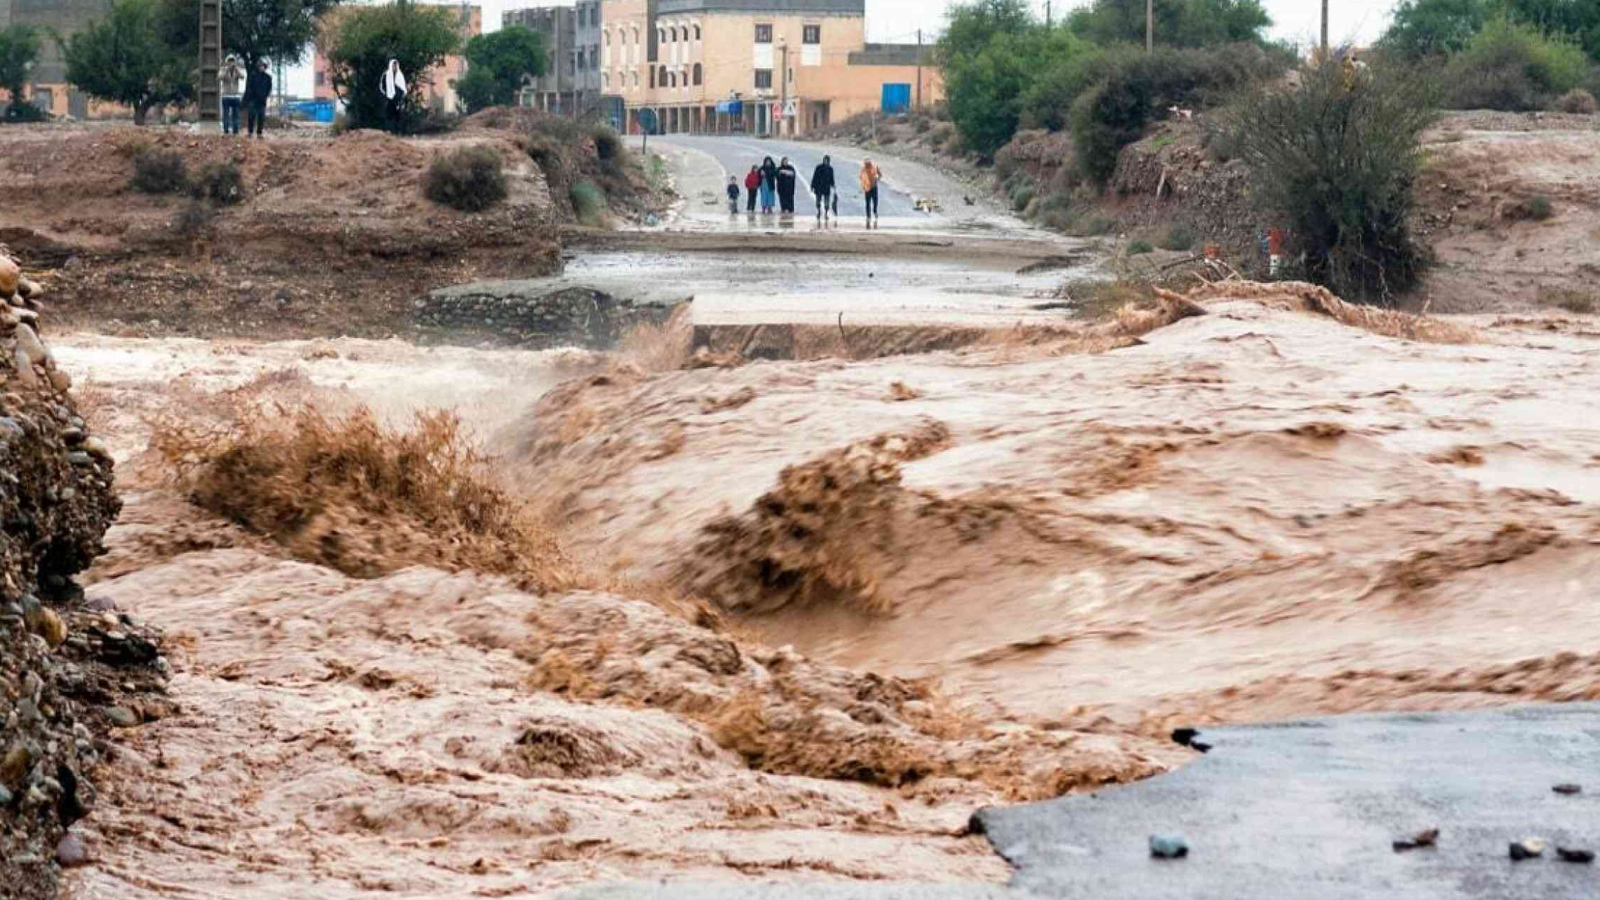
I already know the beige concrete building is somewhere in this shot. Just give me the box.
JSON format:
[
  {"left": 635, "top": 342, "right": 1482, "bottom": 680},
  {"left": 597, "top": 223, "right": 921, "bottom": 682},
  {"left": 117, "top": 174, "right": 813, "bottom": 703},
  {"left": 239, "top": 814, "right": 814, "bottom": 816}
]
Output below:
[{"left": 599, "top": 0, "right": 939, "bottom": 136}]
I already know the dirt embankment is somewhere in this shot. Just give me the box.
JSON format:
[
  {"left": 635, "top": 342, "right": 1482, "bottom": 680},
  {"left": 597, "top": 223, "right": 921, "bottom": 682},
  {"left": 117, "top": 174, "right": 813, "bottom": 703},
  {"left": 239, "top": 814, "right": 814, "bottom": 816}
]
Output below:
[
  {"left": 0, "top": 114, "right": 667, "bottom": 343},
  {"left": 511, "top": 280, "right": 1600, "bottom": 734},
  {"left": 1, "top": 247, "right": 166, "bottom": 900},
  {"left": 993, "top": 110, "right": 1600, "bottom": 312}
]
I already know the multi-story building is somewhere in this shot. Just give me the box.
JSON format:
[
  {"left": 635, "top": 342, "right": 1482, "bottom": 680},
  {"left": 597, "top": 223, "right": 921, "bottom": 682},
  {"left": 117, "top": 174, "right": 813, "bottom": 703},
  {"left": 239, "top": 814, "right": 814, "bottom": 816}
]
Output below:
[
  {"left": 1, "top": 0, "right": 125, "bottom": 119},
  {"left": 599, "top": 0, "right": 940, "bottom": 136},
  {"left": 504, "top": 1, "right": 602, "bottom": 115},
  {"left": 312, "top": 3, "right": 482, "bottom": 113}
]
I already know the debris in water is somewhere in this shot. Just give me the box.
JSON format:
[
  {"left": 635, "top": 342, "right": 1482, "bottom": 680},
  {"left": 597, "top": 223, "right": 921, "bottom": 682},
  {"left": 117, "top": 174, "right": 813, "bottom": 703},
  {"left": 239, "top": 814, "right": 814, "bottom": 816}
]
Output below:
[
  {"left": 1557, "top": 847, "right": 1595, "bottom": 864},
  {"left": 56, "top": 833, "right": 89, "bottom": 867},
  {"left": 1553, "top": 783, "right": 1582, "bottom": 795},
  {"left": 1393, "top": 827, "right": 1439, "bottom": 852},
  {"left": 1510, "top": 837, "right": 1547, "bottom": 861},
  {"left": 1149, "top": 835, "right": 1189, "bottom": 859},
  {"left": 1171, "top": 728, "right": 1211, "bottom": 753}
]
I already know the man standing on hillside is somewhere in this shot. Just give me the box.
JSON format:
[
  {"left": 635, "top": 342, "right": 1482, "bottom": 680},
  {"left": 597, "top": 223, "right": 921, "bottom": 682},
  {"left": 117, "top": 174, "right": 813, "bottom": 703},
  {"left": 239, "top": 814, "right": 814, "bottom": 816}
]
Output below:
[
  {"left": 219, "top": 56, "right": 244, "bottom": 136},
  {"left": 244, "top": 59, "right": 272, "bottom": 139},
  {"left": 811, "top": 155, "right": 836, "bottom": 223}
]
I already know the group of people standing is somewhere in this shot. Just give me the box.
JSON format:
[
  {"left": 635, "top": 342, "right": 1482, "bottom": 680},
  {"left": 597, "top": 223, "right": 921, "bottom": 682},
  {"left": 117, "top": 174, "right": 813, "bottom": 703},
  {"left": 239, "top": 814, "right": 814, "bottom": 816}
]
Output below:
[
  {"left": 217, "top": 57, "right": 408, "bottom": 137},
  {"left": 218, "top": 56, "right": 272, "bottom": 137},
  {"left": 726, "top": 154, "right": 885, "bottom": 226}
]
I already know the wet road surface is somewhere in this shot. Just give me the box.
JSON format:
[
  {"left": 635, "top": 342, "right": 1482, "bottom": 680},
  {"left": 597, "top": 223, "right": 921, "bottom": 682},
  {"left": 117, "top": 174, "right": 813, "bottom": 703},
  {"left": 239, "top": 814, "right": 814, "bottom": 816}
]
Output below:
[{"left": 650, "top": 134, "right": 922, "bottom": 221}]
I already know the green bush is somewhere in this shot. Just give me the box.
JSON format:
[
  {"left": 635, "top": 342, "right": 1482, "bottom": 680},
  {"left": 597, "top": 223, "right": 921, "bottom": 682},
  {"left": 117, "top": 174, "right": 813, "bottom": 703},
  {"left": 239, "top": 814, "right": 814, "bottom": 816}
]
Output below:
[
  {"left": 1020, "top": 46, "right": 1113, "bottom": 132},
  {"left": 589, "top": 125, "right": 624, "bottom": 162},
  {"left": 423, "top": 146, "right": 508, "bottom": 212},
  {"left": 190, "top": 161, "right": 244, "bottom": 205},
  {"left": 130, "top": 150, "right": 188, "bottom": 194},
  {"left": 1069, "top": 43, "right": 1291, "bottom": 185},
  {"left": 944, "top": 22, "right": 1094, "bottom": 158},
  {"left": 2, "top": 102, "right": 47, "bottom": 123},
  {"left": 1010, "top": 183, "right": 1036, "bottom": 212},
  {"left": 1444, "top": 18, "right": 1589, "bottom": 111},
  {"left": 1556, "top": 87, "right": 1598, "bottom": 113},
  {"left": 1229, "top": 60, "right": 1438, "bottom": 302},
  {"left": 1127, "top": 239, "right": 1154, "bottom": 255},
  {"left": 1070, "top": 214, "right": 1114, "bottom": 236},
  {"left": 1160, "top": 223, "right": 1199, "bottom": 251},
  {"left": 1526, "top": 195, "right": 1553, "bottom": 219},
  {"left": 570, "top": 179, "right": 605, "bottom": 226}
]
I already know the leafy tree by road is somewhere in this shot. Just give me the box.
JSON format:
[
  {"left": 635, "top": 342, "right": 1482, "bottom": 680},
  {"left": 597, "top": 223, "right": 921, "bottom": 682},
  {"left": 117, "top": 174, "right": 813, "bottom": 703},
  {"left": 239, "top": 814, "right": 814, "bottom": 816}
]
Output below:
[
  {"left": 1383, "top": 0, "right": 1600, "bottom": 61},
  {"left": 323, "top": 0, "right": 461, "bottom": 132},
  {"left": 62, "top": 0, "right": 194, "bottom": 125},
  {"left": 0, "top": 24, "right": 42, "bottom": 117},
  {"left": 456, "top": 26, "right": 546, "bottom": 113},
  {"left": 1067, "top": 0, "right": 1273, "bottom": 48},
  {"left": 224, "top": 0, "right": 344, "bottom": 66}
]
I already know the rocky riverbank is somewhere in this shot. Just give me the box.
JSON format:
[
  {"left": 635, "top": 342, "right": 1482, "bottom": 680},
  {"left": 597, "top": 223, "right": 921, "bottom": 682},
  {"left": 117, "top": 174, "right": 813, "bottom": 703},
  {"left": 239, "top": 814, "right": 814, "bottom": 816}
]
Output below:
[{"left": 1, "top": 246, "right": 167, "bottom": 900}]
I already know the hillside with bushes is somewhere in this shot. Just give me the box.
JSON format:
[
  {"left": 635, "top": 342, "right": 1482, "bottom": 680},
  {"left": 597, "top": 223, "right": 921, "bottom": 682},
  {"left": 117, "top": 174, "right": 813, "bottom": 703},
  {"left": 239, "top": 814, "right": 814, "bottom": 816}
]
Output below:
[{"left": 816, "top": 0, "right": 1600, "bottom": 307}]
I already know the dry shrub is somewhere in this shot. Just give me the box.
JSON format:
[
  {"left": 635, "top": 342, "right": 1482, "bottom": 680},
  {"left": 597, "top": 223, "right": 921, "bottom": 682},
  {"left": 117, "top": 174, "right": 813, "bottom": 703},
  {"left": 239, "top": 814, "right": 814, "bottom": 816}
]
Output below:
[
  {"left": 1541, "top": 287, "right": 1595, "bottom": 314},
  {"left": 1556, "top": 88, "right": 1598, "bottom": 114},
  {"left": 1184, "top": 281, "right": 1479, "bottom": 344},
  {"left": 423, "top": 145, "right": 508, "bottom": 212},
  {"left": 681, "top": 421, "right": 952, "bottom": 616},
  {"left": 151, "top": 403, "right": 577, "bottom": 589}
]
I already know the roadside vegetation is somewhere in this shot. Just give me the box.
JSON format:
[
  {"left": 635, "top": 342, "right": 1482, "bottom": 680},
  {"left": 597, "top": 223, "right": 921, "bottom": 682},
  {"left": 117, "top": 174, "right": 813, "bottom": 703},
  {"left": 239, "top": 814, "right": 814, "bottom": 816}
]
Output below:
[
  {"left": 0, "top": 24, "right": 43, "bottom": 122},
  {"left": 456, "top": 26, "right": 547, "bottom": 114},
  {"left": 914, "top": 0, "right": 1600, "bottom": 304},
  {"left": 322, "top": 0, "right": 461, "bottom": 134}
]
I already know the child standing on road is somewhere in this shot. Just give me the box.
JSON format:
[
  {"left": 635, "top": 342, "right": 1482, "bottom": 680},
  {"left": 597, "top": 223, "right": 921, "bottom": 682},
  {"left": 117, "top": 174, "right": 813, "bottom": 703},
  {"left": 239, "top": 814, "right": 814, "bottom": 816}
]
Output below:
[{"left": 726, "top": 176, "right": 741, "bottom": 214}]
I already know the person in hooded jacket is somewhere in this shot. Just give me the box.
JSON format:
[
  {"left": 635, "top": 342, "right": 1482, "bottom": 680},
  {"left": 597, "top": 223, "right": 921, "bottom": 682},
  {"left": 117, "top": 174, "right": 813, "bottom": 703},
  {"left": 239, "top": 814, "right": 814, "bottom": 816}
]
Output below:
[
  {"left": 744, "top": 165, "right": 761, "bottom": 213},
  {"left": 810, "top": 155, "right": 836, "bottom": 222},
  {"left": 776, "top": 156, "right": 798, "bottom": 214},
  {"left": 860, "top": 156, "right": 884, "bottom": 226},
  {"left": 243, "top": 60, "right": 272, "bottom": 139},
  {"left": 759, "top": 156, "right": 778, "bottom": 214},
  {"left": 380, "top": 59, "right": 408, "bottom": 132},
  {"left": 219, "top": 56, "right": 244, "bottom": 136}
]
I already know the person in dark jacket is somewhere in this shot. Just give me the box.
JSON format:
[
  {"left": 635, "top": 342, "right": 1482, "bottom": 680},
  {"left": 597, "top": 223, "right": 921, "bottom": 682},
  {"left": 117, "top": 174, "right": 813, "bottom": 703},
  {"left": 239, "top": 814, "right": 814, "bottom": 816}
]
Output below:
[
  {"left": 775, "top": 156, "right": 798, "bottom": 214},
  {"left": 810, "top": 155, "right": 836, "bottom": 222},
  {"left": 243, "top": 60, "right": 271, "bottom": 139},
  {"left": 759, "top": 156, "right": 778, "bottom": 214},
  {"left": 744, "top": 166, "right": 761, "bottom": 213}
]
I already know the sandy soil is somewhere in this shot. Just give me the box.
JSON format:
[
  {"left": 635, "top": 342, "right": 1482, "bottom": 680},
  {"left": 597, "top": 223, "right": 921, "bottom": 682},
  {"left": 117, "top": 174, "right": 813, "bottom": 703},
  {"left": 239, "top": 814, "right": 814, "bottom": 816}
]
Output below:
[{"left": 1415, "top": 114, "right": 1600, "bottom": 313}]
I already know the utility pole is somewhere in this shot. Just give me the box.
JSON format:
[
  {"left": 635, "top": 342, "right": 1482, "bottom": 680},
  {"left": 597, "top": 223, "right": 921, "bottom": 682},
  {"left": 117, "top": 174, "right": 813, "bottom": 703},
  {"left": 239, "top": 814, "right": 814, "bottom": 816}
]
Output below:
[
  {"left": 779, "top": 38, "right": 788, "bottom": 137},
  {"left": 1146, "top": 0, "right": 1154, "bottom": 52},
  {"left": 198, "top": 0, "right": 221, "bottom": 129},
  {"left": 915, "top": 29, "right": 922, "bottom": 110},
  {"left": 1045, "top": 1, "right": 1051, "bottom": 28},
  {"left": 1321, "top": 0, "right": 1330, "bottom": 57}
]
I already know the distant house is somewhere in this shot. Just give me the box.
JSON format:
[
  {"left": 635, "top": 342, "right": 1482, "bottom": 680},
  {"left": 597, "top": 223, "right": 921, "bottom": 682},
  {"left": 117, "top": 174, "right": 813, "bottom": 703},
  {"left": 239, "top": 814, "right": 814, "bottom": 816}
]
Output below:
[{"left": 503, "top": 1, "right": 603, "bottom": 115}]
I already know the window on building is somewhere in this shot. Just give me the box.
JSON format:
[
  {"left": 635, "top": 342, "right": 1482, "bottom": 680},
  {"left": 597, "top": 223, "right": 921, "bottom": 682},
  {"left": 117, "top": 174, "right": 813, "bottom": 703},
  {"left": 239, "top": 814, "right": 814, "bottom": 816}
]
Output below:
[
  {"left": 755, "top": 69, "right": 772, "bottom": 89},
  {"left": 755, "top": 24, "right": 772, "bottom": 43},
  {"left": 693, "top": 63, "right": 702, "bottom": 86},
  {"left": 576, "top": 7, "right": 584, "bottom": 27},
  {"left": 603, "top": 72, "right": 610, "bottom": 88},
  {"left": 649, "top": 66, "right": 655, "bottom": 89},
  {"left": 315, "top": 71, "right": 325, "bottom": 86},
  {"left": 658, "top": 29, "right": 665, "bottom": 44},
  {"left": 604, "top": 30, "right": 611, "bottom": 45},
  {"left": 694, "top": 24, "right": 701, "bottom": 40},
  {"left": 669, "top": 71, "right": 677, "bottom": 88},
  {"left": 804, "top": 25, "right": 821, "bottom": 44},
  {"left": 591, "top": 45, "right": 599, "bottom": 70},
  {"left": 632, "top": 71, "right": 639, "bottom": 87},
  {"left": 669, "top": 27, "right": 677, "bottom": 42},
  {"left": 568, "top": 54, "right": 576, "bottom": 76}
]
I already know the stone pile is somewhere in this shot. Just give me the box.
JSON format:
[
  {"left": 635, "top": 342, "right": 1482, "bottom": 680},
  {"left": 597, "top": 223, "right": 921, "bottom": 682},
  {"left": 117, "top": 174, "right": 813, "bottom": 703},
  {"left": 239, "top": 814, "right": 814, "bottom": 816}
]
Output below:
[{"left": 1, "top": 246, "right": 165, "bottom": 900}]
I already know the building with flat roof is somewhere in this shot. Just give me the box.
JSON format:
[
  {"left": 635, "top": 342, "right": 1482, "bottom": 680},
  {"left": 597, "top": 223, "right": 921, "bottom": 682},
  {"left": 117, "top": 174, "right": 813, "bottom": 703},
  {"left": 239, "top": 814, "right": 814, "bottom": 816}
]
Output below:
[
  {"left": 504, "top": 0, "right": 602, "bottom": 114},
  {"left": 1, "top": 0, "right": 125, "bottom": 118},
  {"left": 600, "top": 0, "right": 939, "bottom": 136}
]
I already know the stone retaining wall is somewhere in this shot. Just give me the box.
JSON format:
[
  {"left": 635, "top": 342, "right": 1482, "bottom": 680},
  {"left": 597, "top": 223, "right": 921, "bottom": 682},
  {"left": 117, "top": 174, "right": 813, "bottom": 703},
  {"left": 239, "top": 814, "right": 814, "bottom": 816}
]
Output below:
[{"left": 417, "top": 282, "right": 685, "bottom": 349}]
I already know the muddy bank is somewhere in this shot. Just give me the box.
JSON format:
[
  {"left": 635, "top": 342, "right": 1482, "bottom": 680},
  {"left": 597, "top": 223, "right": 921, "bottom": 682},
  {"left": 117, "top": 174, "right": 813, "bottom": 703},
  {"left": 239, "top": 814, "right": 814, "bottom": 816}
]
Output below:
[
  {"left": 1, "top": 246, "right": 166, "bottom": 900},
  {"left": 512, "top": 281, "right": 1600, "bottom": 731}
]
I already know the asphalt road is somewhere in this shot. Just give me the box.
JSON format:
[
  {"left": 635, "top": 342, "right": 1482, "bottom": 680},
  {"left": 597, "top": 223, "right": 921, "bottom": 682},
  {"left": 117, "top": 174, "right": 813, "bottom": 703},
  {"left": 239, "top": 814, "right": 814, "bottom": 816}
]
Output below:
[
  {"left": 651, "top": 135, "right": 918, "bottom": 220},
  {"left": 557, "top": 704, "right": 1600, "bottom": 899}
]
